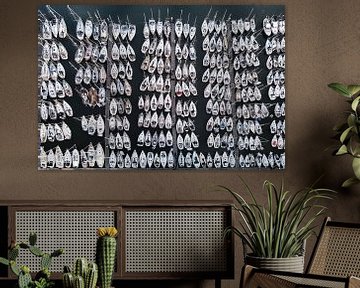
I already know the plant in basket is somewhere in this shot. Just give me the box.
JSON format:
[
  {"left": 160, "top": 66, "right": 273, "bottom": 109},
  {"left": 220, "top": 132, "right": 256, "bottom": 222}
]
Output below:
[{"left": 221, "top": 178, "right": 335, "bottom": 272}]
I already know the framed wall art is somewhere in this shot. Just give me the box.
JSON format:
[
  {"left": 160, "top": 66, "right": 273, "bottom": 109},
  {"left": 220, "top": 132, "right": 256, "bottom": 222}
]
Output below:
[{"left": 37, "top": 5, "right": 285, "bottom": 170}]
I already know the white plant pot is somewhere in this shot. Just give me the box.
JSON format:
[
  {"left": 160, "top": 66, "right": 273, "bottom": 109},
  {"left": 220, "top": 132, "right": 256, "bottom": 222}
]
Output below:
[{"left": 245, "top": 254, "right": 305, "bottom": 273}]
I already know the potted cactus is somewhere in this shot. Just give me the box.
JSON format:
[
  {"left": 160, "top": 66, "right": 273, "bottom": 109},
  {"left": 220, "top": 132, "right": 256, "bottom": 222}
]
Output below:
[
  {"left": 96, "top": 227, "right": 118, "bottom": 288},
  {"left": 62, "top": 258, "right": 98, "bottom": 288},
  {"left": 0, "top": 232, "right": 63, "bottom": 288}
]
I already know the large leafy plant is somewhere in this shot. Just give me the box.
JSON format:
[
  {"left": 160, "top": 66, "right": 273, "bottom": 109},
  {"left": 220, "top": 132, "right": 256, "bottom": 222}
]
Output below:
[
  {"left": 328, "top": 83, "right": 360, "bottom": 187},
  {"left": 222, "top": 179, "right": 334, "bottom": 258}
]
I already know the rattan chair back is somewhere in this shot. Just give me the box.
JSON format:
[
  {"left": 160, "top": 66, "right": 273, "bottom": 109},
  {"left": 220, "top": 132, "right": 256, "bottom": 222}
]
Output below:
[{"left": 307, "top": 217, "right": 360, "bottom": 278}]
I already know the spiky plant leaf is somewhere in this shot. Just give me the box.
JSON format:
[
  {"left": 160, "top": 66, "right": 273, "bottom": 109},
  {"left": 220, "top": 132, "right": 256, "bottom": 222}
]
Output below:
[{"left": 221, "top": 178, "right": 335, "bottom": 258}]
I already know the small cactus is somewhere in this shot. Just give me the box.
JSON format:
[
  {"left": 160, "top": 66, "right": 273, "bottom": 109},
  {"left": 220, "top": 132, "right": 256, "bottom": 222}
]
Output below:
[
  {"left": 73, "top": 275, "right": 85, "bottom": 288},
  {"left": 62, "top": 266, "right": 73, "bottom": 288},
  {"left": 74, "top": 258, "right": 88, "bottom": 280},
  {"left": 96, "top": 227, "right": 118, "bottom": 288},
  {"left": 85, "top": 262, "right": 98, "bottom": 288},
  {"left": 63, "top": 272, "right": 74, "bottom": 288},
  {"left": 63, "top": 259, "right": 98, "bottom": 288}
]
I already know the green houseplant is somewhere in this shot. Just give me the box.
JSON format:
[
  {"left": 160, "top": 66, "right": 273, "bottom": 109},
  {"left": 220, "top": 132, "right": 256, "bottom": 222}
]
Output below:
[
  {"left": 328, "top": 82, "right": 360, "bottom": 187},
  {"left": 221, "top": 178, "right": 334, "bottom": 272},
  {"left": 0, "top": 232, "right": 63, "bottom": 288}
]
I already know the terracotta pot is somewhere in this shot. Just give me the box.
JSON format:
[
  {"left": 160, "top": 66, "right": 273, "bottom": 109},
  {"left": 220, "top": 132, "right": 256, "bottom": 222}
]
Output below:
[{"left": 245, "top": 254, "right": 305, "bottom": 273}]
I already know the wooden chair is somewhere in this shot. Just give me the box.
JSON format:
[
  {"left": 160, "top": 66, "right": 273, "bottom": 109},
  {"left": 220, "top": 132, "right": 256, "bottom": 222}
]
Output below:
[{"left": 241, "top": 217, "right": 360, "bottom": 288}]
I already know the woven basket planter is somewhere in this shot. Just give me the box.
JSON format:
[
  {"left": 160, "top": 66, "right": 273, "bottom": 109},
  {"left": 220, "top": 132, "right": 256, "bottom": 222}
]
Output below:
[{"left": 245, "top": 254, "right": 305, "bottom": 273}]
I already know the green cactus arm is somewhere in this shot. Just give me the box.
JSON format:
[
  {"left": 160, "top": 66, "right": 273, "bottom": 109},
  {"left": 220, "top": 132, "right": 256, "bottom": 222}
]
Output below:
[
  {"left": 50, "top": 248, "right": 64, "bottom": 257},
  {"left": 0, "top": 257, "right": 9, "bottom": 266},
  {"left": 87, "top": 262, "right": 98, "bottom": 271},
  {"left": 10, "top": 260, "right": 20, "bottom": 276},
  {"left": 74, "top": 258, "right": 88, "bottom": 279},
  {"left": 18, "top": 271, "right": 32, "bottom": 288},
  {"left": 73, "top": 275, "right": 85, "bottom": 288},
  {"left": 85, "top": 262, "right": 98, "bottom": 288},
  {"left": 19, "top": 242, "right": 30, "bottom": 249},
  {"left": 41, "top": 254, "right": 52, "bottom": 270},
  {"left": 29, "top": 246, "right": 44, "bottom": 257},
  {"left": 62, "top": 272, "right": 74, "bottom": 288},
  {"left": 29, "top": 232, "right": 37, "bottom": 246},
  {"left": 8, "top": 246, "right": 19, "bottom": 260},
  {"left": 63, "top": 265, "right": 72, "bottom": 273}
]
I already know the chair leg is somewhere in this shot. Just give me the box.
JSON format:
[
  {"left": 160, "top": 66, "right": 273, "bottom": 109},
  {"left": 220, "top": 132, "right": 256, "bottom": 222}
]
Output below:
[{"left": 215, "top": 278, "right": 221, "bottom": 288}]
